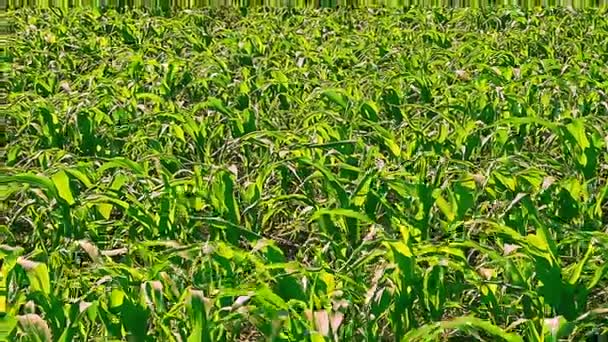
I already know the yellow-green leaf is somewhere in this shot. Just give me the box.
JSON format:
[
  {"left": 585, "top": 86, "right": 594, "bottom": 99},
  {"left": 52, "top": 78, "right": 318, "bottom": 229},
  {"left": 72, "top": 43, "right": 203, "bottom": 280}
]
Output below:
[
  {"left": 51, "top": 170, "right": 75, "bottom": 205},
  {"left": 17, "top": 258, "right": 51, "bottom": 295},
  {"left": 433, "top": 189, "right": 455, "bottom": 222},
  {"left": 172, "top": 124, "right": 186, "bottom": 143}
]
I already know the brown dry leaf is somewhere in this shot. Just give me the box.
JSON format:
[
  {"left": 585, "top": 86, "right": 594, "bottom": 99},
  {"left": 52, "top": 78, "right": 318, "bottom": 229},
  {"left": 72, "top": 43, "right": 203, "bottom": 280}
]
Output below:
[
  {"left": 17, "top": 314, "right": 52, "bottom": 342},
  {"left": 313, "top": 310, "right": 330, "bottom": 336},
  {"left": 228, "top": 164, "right": 239, "bottom": 178},
  {"left": 79, "top": 301, "right": 92, "bottom": 313},
  {"left": 330, "top": 311, "right": 344, "bottom": 333},
  {"left": 472, "top": 173, "right": 486, "bottom": 187},
  {"left": 513, "top": 67, "right": 521, "bottom": 79},
  {"left": 17, "top": 258, "right": 40, "bottom": 271},
  {"left": 231, "top": 295, "right": 251, "bottom": 311},
  {"left": 478, "top": 267, "right": 494, "bottom": 280},
  {"left": 150, "top": 280, "right": 163, "bottom": 293},
  {"left": 503, "top": 244, "right": 520, "bottom": 256},
  {"left": 79, "top": 240, "right": 100, "bottom": 262},
  {"left": 541, "top": 176, "right": 555, "bottom": 191},
  {"left": 59, "top": 81, "right": 72, "bottom": 93},
  {"left": 455, "top": 69, "right": 469, "bottom": 80},
  {"left": 101, "top": 247, "right": 128, "bottom": 257},
  {"left": 365, "top": 267, "right": 385, "bottom": 305}
]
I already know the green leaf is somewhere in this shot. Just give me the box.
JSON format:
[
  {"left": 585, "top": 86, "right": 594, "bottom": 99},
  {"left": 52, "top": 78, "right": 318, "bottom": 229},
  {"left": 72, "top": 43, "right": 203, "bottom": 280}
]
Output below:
[
  {"left": 65, "top": 169, "right": 93, "bottom": 188},
  {"left": 432, "top": 189, "right": 455, "bottom": 222},
  {"left": 257, "top": 285, "right": 290, "bottom": 309},
  {"left": 310, "top": 331, "right": 326, "bottom": 342},
  {"left": 565, "top": 119, "right": 589, "bottom": 150},
  {"left": 387, "top": 241, "right": 415, "bottom": 281},
  {"left": 51, "top": 170, "right": 75, "bottom": 205},
  {"left": 360, "top": 101, "right": 379, "bottom": 121},
  {"left": 98, "top": 157, "right": 145, "bottom": 176},
  {"left": 493, "top": 172, "right": 517, "bottom": 192},
  {"left": 322, "top": 89, "right": 348, "bottom": 110},
  {"left": 17, "top": 259, "right": 51, "bottom": 295},
  {"left": 205, "top": 97, "right": 231, "bottom": 116},
  {"left": 110, "top": 289, "right": 125, "bottom": 309},
  {"left": 402, "top": 316, "right": 523, "bottom": 342},
  {"left": 187, "top": 289, "right": 212, "bottom": 342},
  {"left": 568, "top": 243, "right": 594, "bottom": 285},
  {"left": 220, "top": 171, "right": 240, "bottom": 226},
  {"left": 309, "top": 208, "right": 372, "bottom": 224},
  {"left": 587, "top": 263, "right": 608, "bottom": 290},
  {"left": 172, "top": 124, "right": 186, "bottom": 143},
  {"left": 89, "top": 194, "right": 129, "bottom": 220},
  {"left": 0, "top": 173, "right": 57, "bottom": 199}
]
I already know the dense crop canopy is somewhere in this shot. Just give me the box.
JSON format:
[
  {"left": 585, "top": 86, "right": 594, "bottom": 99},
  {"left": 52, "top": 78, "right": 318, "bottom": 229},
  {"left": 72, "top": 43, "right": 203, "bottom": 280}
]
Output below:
[{"left": 3, "top": 6, "right": 608, "bottom": 341}]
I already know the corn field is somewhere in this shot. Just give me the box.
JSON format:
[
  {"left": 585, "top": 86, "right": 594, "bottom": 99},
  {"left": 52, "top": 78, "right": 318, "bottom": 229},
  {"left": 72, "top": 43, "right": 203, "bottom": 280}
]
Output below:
[{"left": 3, "top": 6, "right": 608, "bottom": 341}]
